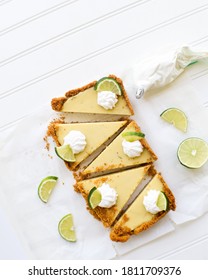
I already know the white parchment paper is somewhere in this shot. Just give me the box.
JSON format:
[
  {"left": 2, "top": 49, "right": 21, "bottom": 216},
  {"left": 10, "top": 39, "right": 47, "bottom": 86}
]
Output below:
[
  {"left": 0, "top": 108, "right": 116, "bottom": 260},
  {"left": 0, "top": 74, "right": 207, "bottom": 259}
]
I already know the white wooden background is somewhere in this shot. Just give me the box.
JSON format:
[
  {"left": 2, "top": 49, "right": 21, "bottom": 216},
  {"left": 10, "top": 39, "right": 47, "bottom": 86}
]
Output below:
[{"left": 0, "top": 0, "right": 208, "bottom": 259}]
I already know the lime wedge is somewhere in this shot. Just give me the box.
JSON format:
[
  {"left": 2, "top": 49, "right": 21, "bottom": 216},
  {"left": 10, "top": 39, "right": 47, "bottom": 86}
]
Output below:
[
  {"left": 160, "top": 108, "right": 188, "bottom": 132},
  {"left": 157, "top": 192, "right": 168, "bottom": 211},
  {"left": 58, "top": 214, "right": 76, "bottom": 242},
  {"left": 177, "top": 137, "right": 208, "bottom": 168},
  {"left": 95, "top": 77, "right": 122, "bottom": 96},
  {"left": 88, "top": 187, "right": 102, "bottom": 209},
  {"left": 122, "top": 131, "right": 145, "bottom": 142},
  {"left": 55, "top": 145, "right": 76, "bottom": 162},
  {"left": 38, "top": 176, "right": 58, "bottom": 203}
]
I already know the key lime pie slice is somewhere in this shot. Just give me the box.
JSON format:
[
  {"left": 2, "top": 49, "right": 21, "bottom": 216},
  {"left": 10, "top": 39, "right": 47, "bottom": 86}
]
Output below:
[
  {"left": 51, "top": 75, "right": 134, "bottom": 116},
  {"left": 48, "top": 120, "right": 128, "bottom": 170},
  {"left": 75, "top": 165, "right": 151, "bottom": 227},
  {"left": 81, "top": 121, "right": 157, "bottom": 178},
  {"left": 110, "top": 173, "right": 176, "bottom": 242}
]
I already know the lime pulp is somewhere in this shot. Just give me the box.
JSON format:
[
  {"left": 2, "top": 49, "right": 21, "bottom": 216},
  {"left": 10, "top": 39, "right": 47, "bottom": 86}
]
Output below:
[
  {"left": 38, "top": 176, "right": 58, "bottom": 203},
  {"left": 160, "top": 108, "right": 188, "bottom": 132},
  {"left": 55, "top": 145, "right": 76, "bottom": 162},
  {"left": 88, "top": 187, "right": 102, "bottom": 209},
  {"left": 122, "top": 131, "right": 145, "bottom": 142},
  {"left": 157, "top": 192, "right": 168, "bottom": 211},
  {"left": 177, "top": 137, "right": 208, "bottom": 168},
  {"left": 95, "top": 77, "right": 122, "bottom": 96},
  {"left": 58, "top": 214, "right": 76, "bottom": 242}
]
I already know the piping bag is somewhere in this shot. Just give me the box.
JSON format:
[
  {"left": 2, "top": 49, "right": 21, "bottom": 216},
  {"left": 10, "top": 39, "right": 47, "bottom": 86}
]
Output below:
[{"left": 122, "top": 45, "right": 208, "bottom": 98}]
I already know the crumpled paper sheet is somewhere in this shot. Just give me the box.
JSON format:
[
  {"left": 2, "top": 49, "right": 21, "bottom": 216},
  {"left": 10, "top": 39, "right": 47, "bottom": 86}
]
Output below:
[
  {"left": 0, "top": 74, "right": 207, "bottom": 259},
  {"left": 126, "top": 73, "right": 208, "bottom": 222},
  {"left": 0, "top": 108, "right": 116, "bottom": 260},
  {"left": 112, "top": 73, "right": 208, "bottom": 256}
]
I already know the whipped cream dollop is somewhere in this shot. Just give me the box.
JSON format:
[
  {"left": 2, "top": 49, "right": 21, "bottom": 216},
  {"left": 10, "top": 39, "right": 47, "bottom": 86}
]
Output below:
[
  {"left": 63, "top": 130, "right": 86, "bottom": 154},
  {"left": 97, "top": 183, "right": 118, "bottom": 208},
  {"left": 122, "top": 139, "right": 143, "bottom": 158},
  {"left": 97, "top": 91, "right": 118, "bottom": 110},
  {"left": 143, "top": 190, "right": 161, "bottom": 214}
]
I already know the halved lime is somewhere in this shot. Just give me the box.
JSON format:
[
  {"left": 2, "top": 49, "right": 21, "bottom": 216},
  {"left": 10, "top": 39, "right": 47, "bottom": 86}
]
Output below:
[
  {"left": 58, "top": 214, "right": 76, "bottom": 242},
  {"left": 88, "top": 187, "right": 102, "bottom": 209},
  {"left": 122, "top": 131, "right": 145, "bottom": 142},
  {"left": 38, "top": 176, "right": 58, "bottom": 203},
  {"left": 177, "top": 137, "right": 208, "bottom": 168},
  {"left": 160, "top": 108, "right": 188, "bottom": 132},
  {"left": 94, "top": 77, "right": 122, "bottom": 95},
  {"left": 157, "top": 192, "right": 168, "bottom": 211},
  {"left": 55, "top": 145, "right": 76, "bottom": 162}
]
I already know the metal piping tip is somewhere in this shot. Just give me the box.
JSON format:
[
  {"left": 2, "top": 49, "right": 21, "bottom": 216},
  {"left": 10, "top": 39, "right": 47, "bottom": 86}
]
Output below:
[{"left": 136, "top": 88, "right": 144, "bottom": 99}]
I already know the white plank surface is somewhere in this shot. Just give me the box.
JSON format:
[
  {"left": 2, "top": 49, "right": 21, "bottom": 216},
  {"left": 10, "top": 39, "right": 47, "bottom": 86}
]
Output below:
[{"left": 0, "top": 0, "right": 208, "bottom": 259}]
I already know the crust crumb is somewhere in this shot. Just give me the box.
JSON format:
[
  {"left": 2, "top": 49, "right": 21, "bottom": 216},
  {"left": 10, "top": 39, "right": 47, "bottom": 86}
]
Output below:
[
  {"left": 65, "top": 81, "right": 96, "bottom": 98},
  {"left": 45, "top": 118, "right": 65, "bottom": 146},
  {"left": 43, "top": 135, "right": 50, "bottom": 151},
  {"left": 51, "top": 97, "right": 67, "bottom": 111}
]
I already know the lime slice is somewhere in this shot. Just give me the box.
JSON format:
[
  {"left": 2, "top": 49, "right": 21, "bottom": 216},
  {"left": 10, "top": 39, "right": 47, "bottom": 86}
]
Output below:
[
  {"left": 38, "top": 176, "right": 58, "bottom": 203},
  {"left": 122, "top": 131, "right": 145, "bottom": 142},
  {"left": 95, "top": 77, "right": 122, "bottom": 96},
  {"left": 55, "top": 145, "right": 76, "bottom": 162},
  {"left": 160, "top": 108, "right": 188, "bottom": 132},
  {"left": 88, "top": 187, "right": 102, "bottom": 209},
  {"left": 58, "top": 214, "right": 76, "bottom": 242},
  {"left": 157, "top": 192, "right": 168, "bottom": 211},
  {"left": 177, "top": 137, "right": 208, "bottom": 168}
]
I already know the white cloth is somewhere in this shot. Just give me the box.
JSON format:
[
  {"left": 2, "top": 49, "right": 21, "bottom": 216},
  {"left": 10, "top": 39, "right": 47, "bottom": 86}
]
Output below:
[{"left": 123, "top": 45, "right": 208, "bottom": 98}]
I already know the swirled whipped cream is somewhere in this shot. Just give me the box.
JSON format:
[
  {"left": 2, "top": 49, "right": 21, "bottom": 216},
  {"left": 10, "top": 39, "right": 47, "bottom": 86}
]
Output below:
[
  {"left": 97, "top": 183, "right": 118, "bottom": 208},
  {"left": 122, "top": 139, "right": 143, "bottom": 158},
  {"left": 63, "top": 130, "right": 86, "bottom": 154},
  {"left": 97, "top": 91, "right": 118, "bottom": 110},
  {"left": 143, "top": 190, "right": 161, "bottom": 214}
]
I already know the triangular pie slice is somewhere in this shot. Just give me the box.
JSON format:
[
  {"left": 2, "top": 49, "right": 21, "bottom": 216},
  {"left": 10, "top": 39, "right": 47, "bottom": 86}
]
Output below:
[
  {"left": 81, "top": 121, "right": 157, "bottom": 178},
  {"left": 110, "top": 173, "right": 176, "bottom": 242},
  {"left": 51, "top": 75, "right": 134, "bottom": 116},
  {"left": 48, "top": 120, "right": 128, "bottom": 170},
  {"left": 75, "top": 165, "right": 151, "bottom": 227}
]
